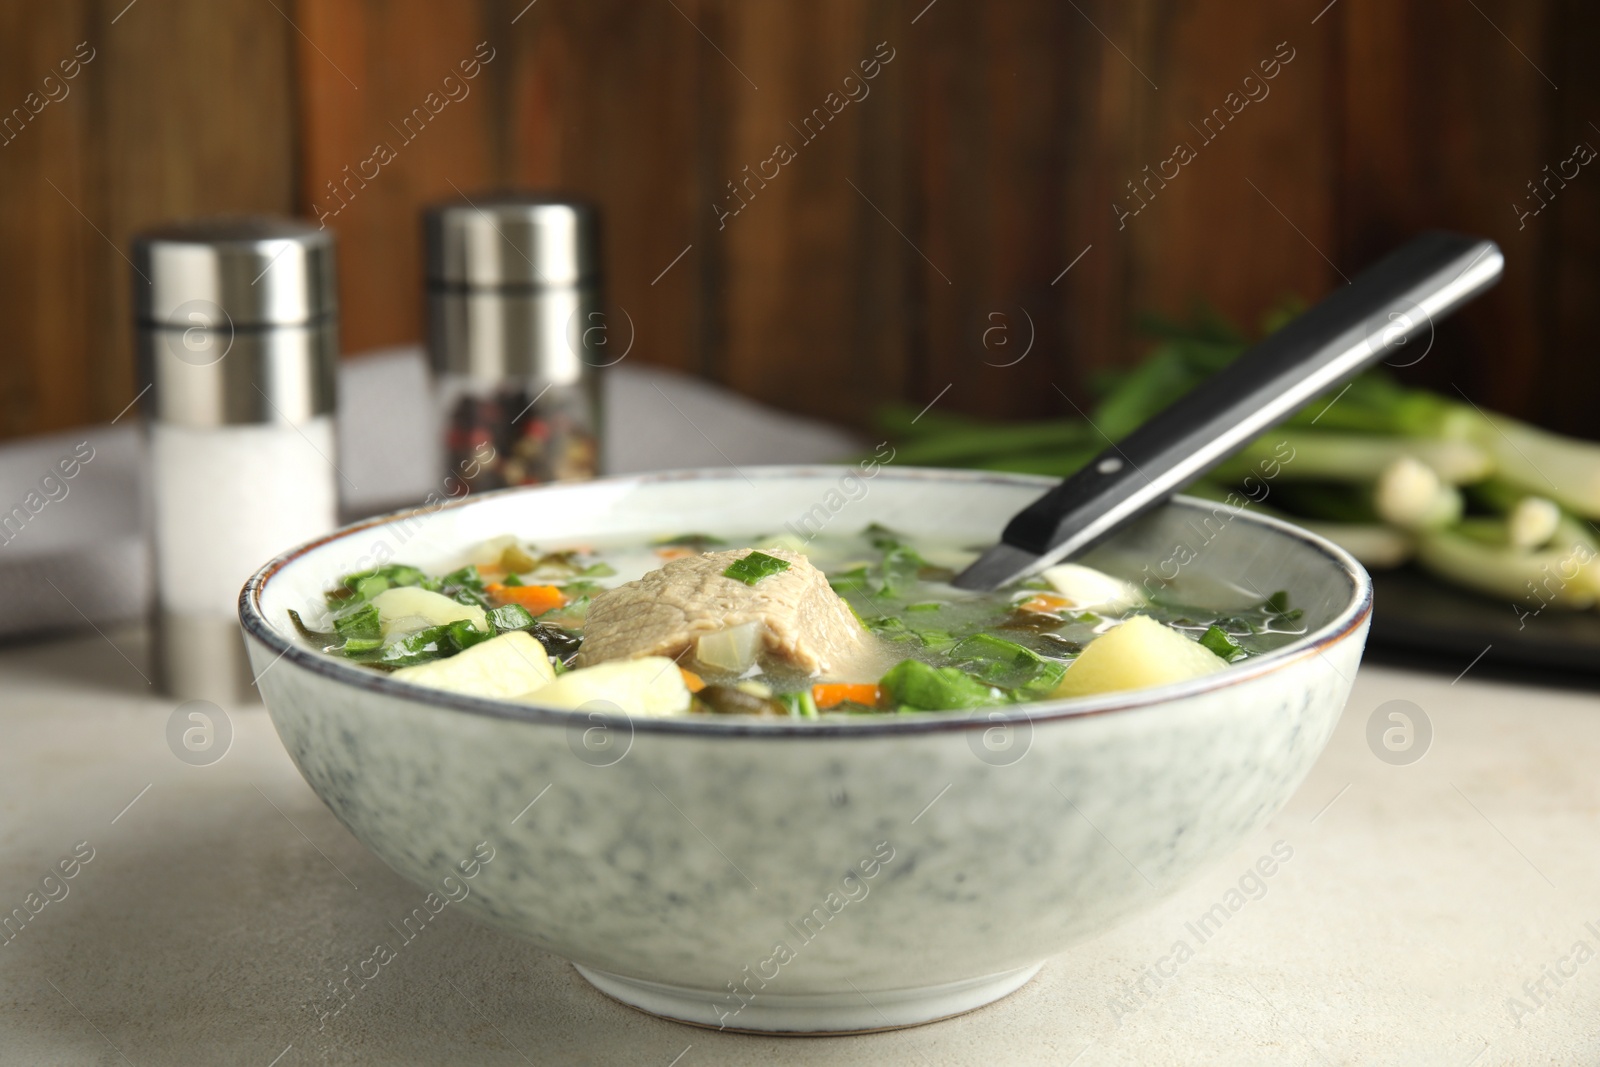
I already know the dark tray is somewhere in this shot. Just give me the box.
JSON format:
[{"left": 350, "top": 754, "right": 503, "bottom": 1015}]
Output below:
[{"left": 1366, "top": 566, "right": 1600, "bottom": 684}]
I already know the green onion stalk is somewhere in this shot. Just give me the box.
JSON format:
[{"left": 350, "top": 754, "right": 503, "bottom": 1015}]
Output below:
[{"left": 871, "top": 301, "right": 1600, "bottom": 612}]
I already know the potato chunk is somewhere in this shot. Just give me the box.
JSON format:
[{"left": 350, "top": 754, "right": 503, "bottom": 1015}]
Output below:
[
  {"left": 391, "top": 631, "right": 552, "bottom": 698},
  {"left": 1039, "top": 563, "right": 1144, "bottom": 611},
  {"left": 521, "top": 656, "right": 692, "bottom": 717},
  {"left": 371, "top": 586, "right": 487, "bottom": 636},
  {"left": 1052, "top": 615, "right": 1228, "bottom": 698}
]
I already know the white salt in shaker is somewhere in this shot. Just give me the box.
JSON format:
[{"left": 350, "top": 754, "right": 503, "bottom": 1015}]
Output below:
[{"left": 133, "top": 218, "right": 339, "bottom": 703}]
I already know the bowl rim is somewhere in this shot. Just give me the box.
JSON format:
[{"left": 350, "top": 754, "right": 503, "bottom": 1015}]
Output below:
[{"left": 239, "top": 465, "right": 1372, "bottom": 737}]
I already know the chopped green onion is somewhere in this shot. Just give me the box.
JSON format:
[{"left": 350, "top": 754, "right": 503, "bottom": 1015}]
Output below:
[
  {"left": 384, "top": 564, "right": 427, "bottom": 586},
  {"left": 339, "top": 636, "right": 383, "bottom": 654},
  {"left": 878, "top": 659, "right": 1007, "bottom": 711},
  {"left": 446, "top": 620, "right": 493, "bottom": 652},
  {"left": 949, "top": 633, "right": 1065, "bottom": 692},
  {"left": 1198, "top": 625, "right": 1244, "bottom": 662},
  {"left": 778, "top": 690, "right": 819, "bottom": 718},
  {"left": 864, "top": 522, "right": 907, "bottom": 550},
  {"left": 487, "top": 603, "right": 537, "bottom": 633},
  {"left": 849, "top": 525, "right": 933, "bottom": 595},
  {"left": 880, "top": 547, "right": 926, "bottom": 595},
  {"left": 287, "top": 609, "right": 336, "bottom": 644},
  {"left": 864, "top": 616, "right": 918, "bottom": 645},
  {"left": 332, "top": 602, "right": 380, "bottom": 641},
  {"left": 529, "top": 622, "right": 583, "bottom": 660},
  {"left": 441, "top": 565, "right": 486, "bottom": 592},
  {"left": 723, "top": 551, "right": 791, "bottom": 585},
  {"left": 524, "top": 550, "right": 582, "bottom": 577},
  {"left": 655, "top": 532, "right": 727, "bottom": 549},
  {"left": 547, "top": 595, "right": 590, "bottom": 619},
  {"left": 353, "top": 575, "right": 389, "bottom": 601},
  {"left": 558, "top": 580, "right": 603, "bottom": 598},
  {"left": 339, "top": 563, "right": 426, "bottom": 589},
  {"left": 374, "top": 625, "right": 450, "bottom": 667},
  {"left": 1256, "top": 590, "right": 1303, "bottom": 624},
  {"left": 501, "top": 573, "right": 525, "bottom": 587},
  {"left": 828, "top": 564, "right": 871, "bottom": 596}
]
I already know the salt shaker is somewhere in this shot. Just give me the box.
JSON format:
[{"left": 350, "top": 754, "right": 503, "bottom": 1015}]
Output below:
[
  {"left": 424, "top": 195, "right": 603, "bottom": 489},
  {"left": 133, "top": 217, "right": 339, "bottom": 703}
]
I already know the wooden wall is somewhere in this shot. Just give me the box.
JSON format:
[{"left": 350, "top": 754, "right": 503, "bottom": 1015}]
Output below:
[{"left": 2, "top": 0, "right": 1596, "bottom": 442}]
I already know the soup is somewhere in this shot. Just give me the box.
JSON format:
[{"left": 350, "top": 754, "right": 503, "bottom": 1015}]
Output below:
[{"left": 288, "top": 524, "right": 1306, "bottom": 715}]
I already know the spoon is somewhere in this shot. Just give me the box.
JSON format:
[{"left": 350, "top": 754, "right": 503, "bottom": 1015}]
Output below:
[{"left": 952, "top": 231, "right": 1505, "bottom": 591}]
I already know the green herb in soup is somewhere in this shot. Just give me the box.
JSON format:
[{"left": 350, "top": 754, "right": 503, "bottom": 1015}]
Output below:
[
  {"left": 293, "top": 526, "right": 1307, "bottom": 716},
  {"left": 722, "top": 551, "right": 791, "bottom": 586}
]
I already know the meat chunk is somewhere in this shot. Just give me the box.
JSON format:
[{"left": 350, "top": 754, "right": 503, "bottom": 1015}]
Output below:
[{"left": 576, "top": 548, "right": 868, "bottom": 674}]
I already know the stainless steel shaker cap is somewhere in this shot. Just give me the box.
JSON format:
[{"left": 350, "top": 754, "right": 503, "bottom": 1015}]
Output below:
[
  {"left": 133, "top": 216, "right": 337, "bottom": 328},
  {"left": 425, "top": 195, "right": 599, "bottom": 290},
  {"left": 132, "top": 216, "right": 337, "bottom": 428}
]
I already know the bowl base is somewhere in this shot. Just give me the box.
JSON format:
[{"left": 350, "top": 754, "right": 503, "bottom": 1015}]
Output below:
[{"left": 573, "top": 961, "right": 1042, "bottom": 1034}]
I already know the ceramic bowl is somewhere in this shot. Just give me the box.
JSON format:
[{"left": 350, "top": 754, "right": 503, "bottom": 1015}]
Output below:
[{"left": 240, "top": 467, "right": 1370, "bottom": 1034}]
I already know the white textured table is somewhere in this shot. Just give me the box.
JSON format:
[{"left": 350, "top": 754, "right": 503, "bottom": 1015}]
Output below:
[
  {"left": 2, "top": 633, "right": 1596, "bottom": 1066},
  {"left": 4, "top": 354, "right": 1597, "bottom": 1063}
]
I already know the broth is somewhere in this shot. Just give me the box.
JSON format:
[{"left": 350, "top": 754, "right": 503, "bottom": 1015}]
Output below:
[{"left": 291, "top": 524, "right": 1307, "bottom": 715}]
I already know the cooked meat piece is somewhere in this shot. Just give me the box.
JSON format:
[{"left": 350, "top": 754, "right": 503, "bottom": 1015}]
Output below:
[{"left": 576, "top": 549, "right": 868, "bottom": 674}]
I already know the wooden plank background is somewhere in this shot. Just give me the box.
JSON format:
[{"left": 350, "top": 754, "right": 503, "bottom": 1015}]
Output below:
[{"left": 1, "top": 0, "right": 1595, "bottom": 442}]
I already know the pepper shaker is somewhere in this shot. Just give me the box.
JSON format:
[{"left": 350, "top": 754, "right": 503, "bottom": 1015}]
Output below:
[
  {"left": 133, "top": 217, "right": 339, "bottom": 703},
  {"left": 424, "top": 195, "right": 604, "bottom": 489}
]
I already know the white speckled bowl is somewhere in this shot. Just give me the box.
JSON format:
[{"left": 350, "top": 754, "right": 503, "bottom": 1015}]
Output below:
[{"left": 241, "top": 468, "right": 1370, "bottom": 1034}]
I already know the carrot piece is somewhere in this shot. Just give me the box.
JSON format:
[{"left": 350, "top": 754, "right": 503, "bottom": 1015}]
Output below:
[
  {"left": 679, "top": 668, "right": 706, "bottom": 693},
  {"left": 811, "top": 683, "right": 882, "bottom": 709},
  {"left": 1019, "top": 593, "right": 1072, "bottom": 615},
  {"left": 485, "top": 583, "right": 566, "bottom": 613},
  {"left": 656, "top": 546, "right": 694, "bottom": 561}
]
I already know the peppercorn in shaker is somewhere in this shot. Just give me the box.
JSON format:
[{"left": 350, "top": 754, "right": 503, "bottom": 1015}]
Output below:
[
  {"left": 424, "top": 195, "right": 604, "bottom": 489},
  {"left": 133, "top": 217, "right": 339, "bottom": 703}
]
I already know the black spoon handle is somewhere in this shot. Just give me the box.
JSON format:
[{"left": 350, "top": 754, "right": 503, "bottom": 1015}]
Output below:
[{"left": 952, "top": 231, "right": 1504, "bottom": 591}]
